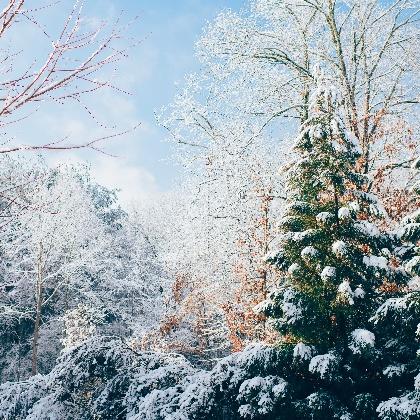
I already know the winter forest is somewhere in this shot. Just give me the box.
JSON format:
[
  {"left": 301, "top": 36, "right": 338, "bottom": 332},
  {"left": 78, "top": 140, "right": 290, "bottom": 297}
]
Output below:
[{"left": 0, "top": 0, "right": 419, "bottom": 419}]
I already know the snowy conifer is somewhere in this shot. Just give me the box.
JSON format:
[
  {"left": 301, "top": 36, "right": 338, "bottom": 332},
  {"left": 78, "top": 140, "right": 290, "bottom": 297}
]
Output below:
[
  {"left": 374, "top": 157, "right": 420, "bottom": 419},
  {"left": 260, "top": 71, "right": 412, "bottom": 418}
]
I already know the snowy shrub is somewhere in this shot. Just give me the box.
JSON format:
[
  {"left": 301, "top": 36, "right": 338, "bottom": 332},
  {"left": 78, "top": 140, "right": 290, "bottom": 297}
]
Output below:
[
  {"left": 237, "top": 375, "right": 289, "bottom": 419},
  {"left": 0, "top": 375, "right": 48, "bottom": 420},
  {"left": 0, "top": 338, "right": 298, "bottom": 420}
]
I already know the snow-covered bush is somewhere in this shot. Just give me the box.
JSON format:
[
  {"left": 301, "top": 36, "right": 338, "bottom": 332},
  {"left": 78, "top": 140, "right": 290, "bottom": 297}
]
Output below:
[{"left": 0, "top": 339, "right": 294, "bottom": 420}]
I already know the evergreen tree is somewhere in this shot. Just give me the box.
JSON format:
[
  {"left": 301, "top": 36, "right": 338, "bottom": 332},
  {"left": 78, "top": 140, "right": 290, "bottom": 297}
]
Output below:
[
  {"left": 399, "top": 157, "right": 420, "bottom": 278},
  {"left": 260, "top": 71, "right": 412, "bottom": 418},
  {"left": 375, "top": 157, "right": 420, "bottom": 419}
]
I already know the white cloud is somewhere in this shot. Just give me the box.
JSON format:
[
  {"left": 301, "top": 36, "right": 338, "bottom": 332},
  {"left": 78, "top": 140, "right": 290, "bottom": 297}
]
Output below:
[
  {"left": 48, "top": 153, "right": 159, "bottom": 209},
  {"left": 91, "top": 155, "right": 159, "bottom": 207}
]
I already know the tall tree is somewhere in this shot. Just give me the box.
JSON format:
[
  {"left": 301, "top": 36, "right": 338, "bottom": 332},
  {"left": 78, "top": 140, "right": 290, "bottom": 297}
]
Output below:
[
  {"left": 197, "top": 0, "right": 419, "bottom": 169},
  {"left": 166, "top": 0, "right": 419, "bottom": 231},
  {"left": 375, "top": 156, "right": 420, "bottom": 419},
  {"left": 0, "top": 169, "right": 106, "bottom": 376},
  {"left": 259, "top": 73, "right": 412, "bottom": 418}
]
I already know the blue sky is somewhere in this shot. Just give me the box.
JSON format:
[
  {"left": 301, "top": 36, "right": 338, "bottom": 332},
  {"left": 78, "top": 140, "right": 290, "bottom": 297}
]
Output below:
[
  {"left": 111, "top": 0, "right": 244, "bottom": 188},
  {"left": 16, "top": 0, "right": 243, "bottom": 206}
]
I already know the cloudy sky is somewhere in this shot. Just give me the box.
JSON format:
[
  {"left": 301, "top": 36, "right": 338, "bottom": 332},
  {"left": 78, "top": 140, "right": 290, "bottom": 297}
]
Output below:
[{"left": 9, "top": 0, "right": 244, "bottom": 207}]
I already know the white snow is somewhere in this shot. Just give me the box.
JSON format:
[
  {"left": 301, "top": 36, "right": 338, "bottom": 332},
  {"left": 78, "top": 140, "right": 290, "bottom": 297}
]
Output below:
[
  {"left": 316, "top": 212, "right": 334, "bottom": 224},
  {"left": 237, "top": 375, "right": 288, "bottom": 418},
  {"left": 301, "top": 246, "right": 319, "bottom": 259},
  {"left": 370, "top": 295, "right": 414, "bottom": 324},
  {"left": 332, "top": 240, "right": 347, "bottom": 257},
  {"left": 281, "top": 288, "right": 303, "bottom": 324},
  {"left": 320, "top": 266, "right": 336, "bottom": 282},
  {"left": 401, "top": 208, "right": 420, "bottom": 226},
  {"left": 292, "top": 229, "right": 316, "bottom": 242},
  {"left": 288, "top": 263, "right": 301, "bottom": 276},
  {"left": 349, "top": 329, "right": 375, "bottom": 354},
  {"left": 332, "top": 139, "right": 344, "bottom": 152},
  {"left": 309, "top": 353, "right": 338, "bottom": 380},
  {"left": 272, "top": 381, "right": 288, "bottom": 397},
  {"left": 406, "top": 256, "right": 420, "bottom": 276},
  {"left": 347, "top": 201, "right": 360, "bottom": 212},
  {"left": 363, "top": 255, "right": 388, "bottom": 270},
  {"left": 355, "top": 220, "right": 381, "bottom": 238},
  {"left": 337, "top": 280, "right": 354, "bottom": 305},
  {"left": 353, "top": 286, "right": 365, "bottom": 299},
  {"left": 377, "top": 392, "right": 420, "bottom": 418},
  {"left": 253, "top": 299, "right": 270, "bottom": 315},
  {"left": 407, "top": 276, "right": 420, "bottom": 291},
  {"left": 338, "top": 207, "right": 351, "bottom": 219},
  {"left": 383, "top": 364, "right": 406, "bottom": 378},
  {"left": 293, "top": 342, "right": 314, "bottom": 362},
  {"left": 330, "top": 118, "right": 340, "bottom": 135},
  {"left": 345, "top": 130, "right": 362, "bottom": 155},
  {"left": 415, "top": 372, "right": 420, "bottom": 390},
  {"left": 309, "top": 125, "right": 324, "bottom": 140}
]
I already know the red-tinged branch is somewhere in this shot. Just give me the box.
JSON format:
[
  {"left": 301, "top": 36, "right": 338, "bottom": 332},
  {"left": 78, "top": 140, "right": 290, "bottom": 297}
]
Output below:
[
  {"left": 0, "top": 122, "right": 141, "bottom": 155},
  {"left": 0, "top": 0, "right": 139, "bottom": 154}
]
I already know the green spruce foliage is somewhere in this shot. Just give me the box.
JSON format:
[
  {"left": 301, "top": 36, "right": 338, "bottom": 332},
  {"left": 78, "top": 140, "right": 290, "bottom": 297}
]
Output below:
[
  {"left": 374, "top": 157, "right": 420, "bottom": 419},
  {"left": 261, "top": 73, "right": 418, "bottom": 418}
]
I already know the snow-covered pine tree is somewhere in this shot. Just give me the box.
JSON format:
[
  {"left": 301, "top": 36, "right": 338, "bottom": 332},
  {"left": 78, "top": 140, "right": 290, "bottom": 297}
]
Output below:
[
  {"left": 260, "top": 70, "right": 411, "bottom": 418},
  {"left": 399, "top": 157, "right": 420, "bottom": 278},
  {"left": 374, "top": 157, "right": 420, "bottom": 419}
]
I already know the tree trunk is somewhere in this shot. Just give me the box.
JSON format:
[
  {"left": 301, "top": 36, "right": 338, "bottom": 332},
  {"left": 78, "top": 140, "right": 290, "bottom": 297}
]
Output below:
[
  {"left": 31, "top": 243, "right": 43, "bottom": 376},
  {"left": 259, "top": 192, "right": 271, "bottom": 339}
]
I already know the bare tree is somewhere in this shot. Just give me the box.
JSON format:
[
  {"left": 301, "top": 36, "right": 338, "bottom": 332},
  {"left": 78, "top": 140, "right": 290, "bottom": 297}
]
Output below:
[{"left": 0, "top": 0, "right": 138, "bottom": 154}]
